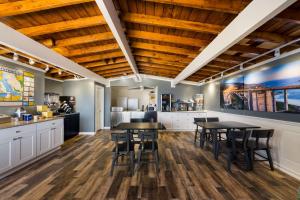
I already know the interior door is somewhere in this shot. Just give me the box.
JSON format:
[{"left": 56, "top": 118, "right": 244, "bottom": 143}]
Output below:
[{"left": 95, "top": 85, "right": 104, "bottom": 131}]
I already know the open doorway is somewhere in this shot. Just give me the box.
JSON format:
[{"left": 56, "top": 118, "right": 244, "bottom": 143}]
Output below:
[{"left": 95, "top": 85, "right": 104, "bottom": 132}]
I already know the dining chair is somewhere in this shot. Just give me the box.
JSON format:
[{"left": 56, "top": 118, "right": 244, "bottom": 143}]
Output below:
[
  {"left": 194, "top": 117, "right": 207, "bottom": 144},
  {"left": 206, "top": 117, "right": 227, "bottom": 141},
  {"left": 137, "top": 130, "right": 159, "bottom": 172},
  {"left": 248, "top": 129, "right": 274, "bottom": 170},
  {"left": 226, "top": 129, "right": 252, "bottom": 171},
  {"left": 110, "top": 131, "right": 135, "bottom": 176}
]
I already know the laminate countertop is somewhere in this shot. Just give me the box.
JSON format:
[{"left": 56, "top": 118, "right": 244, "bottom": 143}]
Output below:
[{"left": 0, "top": 117, "right": 63, "bottom": 130}]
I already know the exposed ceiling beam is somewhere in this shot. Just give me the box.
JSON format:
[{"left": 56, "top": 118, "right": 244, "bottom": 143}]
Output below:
[
  {"left": 92, "top": 62, "right": 130, "bottom": 71},
  {"left": 142, "top": 0, "right": 249, "bottom": 14},
  {"left": 62, "top": 43, "right": 119, "bottom": 57},
  {"left": 18, "top": 16, "right": 106, "bottom": 37},
  {"left": 137, "top": 62, "right": 182, "bottom": 71},
  {"left": 84, "top": 57, "right": 127, "bottom": 68},
  {"left": 102, "top": 71, "right": 133, "bottom": 78},
  {"left": 97, "top": 67, "right": 132, "bottom": 75},
  {"left": 0, "top": 0, "right": 94, "bottom": 18},
  {"left": 72, "top": 51, "right": 124, "bottom": 63},
  {"left": 123, "top": 13, "right": 290, "bottom": 43},
  {"left": 135, "top": 56, "right": 186, "bottom": 67},
  {"left": 95, "top": 0, "right": 140, "bottom": 81},
  {"left": 144, "top": 0, "right": 300, "bottom": 24},
  {"left": 129, "top": 30, "right": 269, "bottom": 55},
  {"left": 123, "top": 13, "right": 222, "bottom": 34},
  {"left": 133, "top": 50, "right": 192, "bottom": 63},
  {"left": 53, "top": 32, "right": 114, "bottom": 47},
  {"left": 0, "top": 22, "right": 107, "bottom": 84},
  {"left": 173, "top": 0, "right": 296, "bottom": 84},
  {"left": 131, "top": 42, "right": 197, "bottom": 56},
  {"left": 127, "top": 30, "right": 209, "bottom": 47}
]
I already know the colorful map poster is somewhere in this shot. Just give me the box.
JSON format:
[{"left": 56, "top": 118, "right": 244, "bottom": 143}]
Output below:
[
  {"left": 0, "top": 66, "right": 35, "bottom": 106},
  {"left": 0, "top": 66, "right": 24, "bottom": 106}
]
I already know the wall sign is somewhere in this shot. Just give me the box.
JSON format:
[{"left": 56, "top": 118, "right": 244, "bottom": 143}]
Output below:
[
  {"left": 220, "top": 60, "right": 300, "bottom": 113},
  {"left": 0, "top": 66, "right": 35, "bottom": 106}
]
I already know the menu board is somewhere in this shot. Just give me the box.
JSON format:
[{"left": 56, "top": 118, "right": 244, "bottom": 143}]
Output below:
[{"left": 0, "top": 66, "right": 35, "bottom": 106}]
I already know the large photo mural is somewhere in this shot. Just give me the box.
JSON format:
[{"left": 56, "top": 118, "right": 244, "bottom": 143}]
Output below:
[{"left": 220, "top": 60, "right": 300, "bottom": 113}]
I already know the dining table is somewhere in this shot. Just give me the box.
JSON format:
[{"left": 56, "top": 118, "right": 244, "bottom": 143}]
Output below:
[
  {"left": 196, "top": 121, "right": 260, "bottom": 171},
  {"left": 115, "top": 122, "right": 166, "bottom": 132}
]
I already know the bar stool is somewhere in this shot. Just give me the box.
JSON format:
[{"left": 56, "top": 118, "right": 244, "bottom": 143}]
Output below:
[
  {"left": 110, "top": 131, "right": 135, "bottom": 176},
  {"left": 248, "top": 129, "right": 274, "bottom": 170},
  {"left": 137, "top": 130, "right": 159, "bottom": 172}
]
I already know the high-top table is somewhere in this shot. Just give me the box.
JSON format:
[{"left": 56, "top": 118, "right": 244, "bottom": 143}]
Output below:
[{"left": 196, "top": 121, "right": 260, "bottom": 171}]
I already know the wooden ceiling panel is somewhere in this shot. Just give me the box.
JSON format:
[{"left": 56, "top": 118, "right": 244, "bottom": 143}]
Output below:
[
  {"left": 0, "top": 0, "right": 135, "bottom": 79},
  {"left": 0, "top": 0, "right": 298, "bottom": 80}
]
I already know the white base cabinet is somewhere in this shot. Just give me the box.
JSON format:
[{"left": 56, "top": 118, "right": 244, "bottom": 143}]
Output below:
[
  {"left": 37, "top": 119, "right": 63, "bottom": 156},
  {"left": 158, "top": 112, "right": 207, "bottom": 131},
  {"left": 0, "top": 119, "right": 64, "bottom": 176}
]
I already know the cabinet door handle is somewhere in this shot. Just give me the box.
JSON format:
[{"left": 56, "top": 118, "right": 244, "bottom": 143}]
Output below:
[
  {"left": 13, "top": 137, "right": 19, "bottom": 141},
  {"left": 51, "top": 128, "right": 56, "bottom": 130},
  {"left": 18, "top": 136, "right": 23, "bottom": 140},
  {"left": 16, "top": 130, "right": 21, "bottom": 133}
]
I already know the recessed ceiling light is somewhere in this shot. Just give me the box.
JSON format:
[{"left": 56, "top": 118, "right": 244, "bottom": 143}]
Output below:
[{"left": 58, "top": 69, "right": 62, "bottom": 75}]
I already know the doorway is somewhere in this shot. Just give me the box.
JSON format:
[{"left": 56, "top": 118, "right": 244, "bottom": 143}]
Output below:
[{"left": 95, "top": 85, "right": 104, "bottom": 131}]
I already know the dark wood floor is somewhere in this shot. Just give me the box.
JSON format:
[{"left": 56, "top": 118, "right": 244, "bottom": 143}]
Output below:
[{"left": 0, "top": 131, "right": 299, "bottom": 200}]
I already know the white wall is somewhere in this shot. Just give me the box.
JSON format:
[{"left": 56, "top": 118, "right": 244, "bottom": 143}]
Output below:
[{"left": 206, "top": 110, "right": 300, "bottom": 180}]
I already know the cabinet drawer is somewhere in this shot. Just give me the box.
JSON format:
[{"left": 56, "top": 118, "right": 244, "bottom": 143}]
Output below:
[
  {"left": 37, "top": 119, "right": 63, "bottom": 130},
  {"left": 0, "top": 124, "right": 36, "bottom": 136}
]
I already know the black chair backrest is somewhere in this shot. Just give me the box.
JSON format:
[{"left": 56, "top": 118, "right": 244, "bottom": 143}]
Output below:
[
  {"left": 144, "top": 111, "right": 157, "bottom": 122},
  {"left": 251, "top": 129, "right": 274, "bottom": 148},
  {"left": 194, "top": 117, "right": 207, "bottom": 123},
  {"left": 251, "top": 129, "right": 274, "bottom": 138},
  {"left": 111, "top": 132, "right": 131, "bottom": 153},
  {"left": 131, "top": 118, "right": 146, "bottom": 123},
  {"left": 206, "top": 117, "right": 219, "bottom": 122},
  {"left": 139, "top": 131, "right": 158, "bottom": 151}
]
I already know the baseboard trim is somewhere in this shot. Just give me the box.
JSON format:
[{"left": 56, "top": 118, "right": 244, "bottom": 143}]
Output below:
[
  {"left": 103, "top": 127, "right": 111, "bottom": 129},
  {"left": 274, "top": 162, "right": 300, "bottom": 180},
  {"left": 79, "top": 132, "right": 96, "bottom": 135}
]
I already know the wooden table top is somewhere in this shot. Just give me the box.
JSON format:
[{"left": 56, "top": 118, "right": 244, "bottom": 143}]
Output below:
[
  {"left": 196, "top": 121, "right": 260, "bottom": 129},
  {"left": 116, "top": 122, "right": 166, "bottom": 130}
]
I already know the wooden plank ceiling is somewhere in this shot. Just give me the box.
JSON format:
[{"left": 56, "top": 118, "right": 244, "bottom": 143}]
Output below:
[
  {"left": 0, "top": 0, "right": 132, "bottom": 79},
  {"left": 0, "top": 0, "right": 299, "bottom": 81}
]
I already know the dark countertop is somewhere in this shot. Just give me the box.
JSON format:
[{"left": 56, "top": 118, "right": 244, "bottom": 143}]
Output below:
[{"left": 0, "top": 117, "right": 63, "bottom": 130}]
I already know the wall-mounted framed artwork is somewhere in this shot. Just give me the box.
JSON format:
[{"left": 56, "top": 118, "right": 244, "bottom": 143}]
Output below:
[
  {"left": 220, "top": 60, "right": 300, "bottom": 113},
  {"left": 0, "top": 66, "right": 35, "bottom": 106}
]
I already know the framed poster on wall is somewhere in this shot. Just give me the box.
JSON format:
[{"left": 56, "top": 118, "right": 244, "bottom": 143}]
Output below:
[
  {"left": 0, "top": 66, "right": 35, "bottom": 106},
  {"left": 220, "top": 60, "right": 300, "bottom": 113}
]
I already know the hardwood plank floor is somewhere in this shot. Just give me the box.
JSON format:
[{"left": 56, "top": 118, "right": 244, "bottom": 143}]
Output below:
[{"left": 0, "top": 131, "right": 299, "bottom": 200}]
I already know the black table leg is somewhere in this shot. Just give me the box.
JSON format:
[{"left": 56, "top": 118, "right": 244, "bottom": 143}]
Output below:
[
  {"left": 227, "top": 129, "right": 236, "bottom": 172},
  {"left": 212, "top": 129, "right": 220, "bottom": 160}
]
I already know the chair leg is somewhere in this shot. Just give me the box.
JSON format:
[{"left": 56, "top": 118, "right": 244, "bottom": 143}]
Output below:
[
  {"left": 250, "top": 149, "right": 255, "bottom": 170},
  {"left": 266, "top": 149, "right": 274, "bottom": 171},
  {"left": 194, "top": 128, "right": 198, "bottom": 144},
  {"left": 110, "top": 152, "right": 117, "bottom": 176},
  {"left": 244, "top": 150, "right": 251, "bottom": 171},
  {"left": 137, "top": 149, "right": 142, "bottom": 170},
  {"left": 130, "top": 151, "right": 135, "bottom": 175},
  {"left": 154, "top": 150, "right": 159, "bottom": 173}
]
